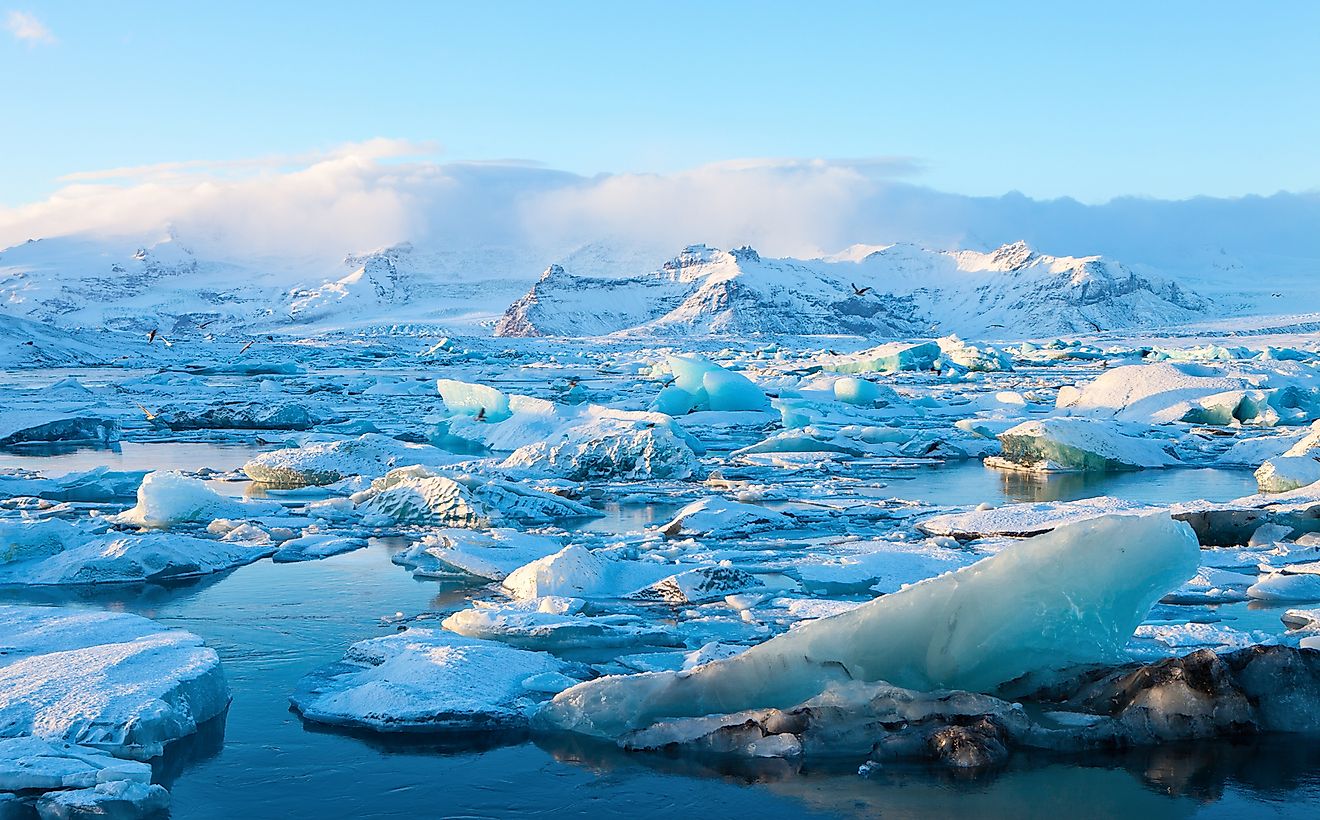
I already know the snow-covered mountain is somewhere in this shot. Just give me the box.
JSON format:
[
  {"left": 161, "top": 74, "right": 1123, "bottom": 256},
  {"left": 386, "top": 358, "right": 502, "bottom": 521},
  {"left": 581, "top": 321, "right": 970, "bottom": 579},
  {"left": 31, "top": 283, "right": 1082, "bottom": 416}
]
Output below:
[{"left": 496, "top": 241, "right": 1212, "bottom": 338}]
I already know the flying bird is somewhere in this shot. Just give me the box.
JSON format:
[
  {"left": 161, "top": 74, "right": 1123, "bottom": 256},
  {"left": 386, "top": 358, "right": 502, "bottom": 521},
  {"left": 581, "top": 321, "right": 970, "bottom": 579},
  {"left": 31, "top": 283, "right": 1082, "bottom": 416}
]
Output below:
[
  {"left": 135, "top": 403, "right": 158, "bottom": 421},
  {"left": 850, "top": 283, "right": 873, "bottom": 297},
  {"left": 238, "top": 340, "right": 255, "bottom": 355},
  {"left": 147, "top": 329, "right": 157, "bottom": 343}
]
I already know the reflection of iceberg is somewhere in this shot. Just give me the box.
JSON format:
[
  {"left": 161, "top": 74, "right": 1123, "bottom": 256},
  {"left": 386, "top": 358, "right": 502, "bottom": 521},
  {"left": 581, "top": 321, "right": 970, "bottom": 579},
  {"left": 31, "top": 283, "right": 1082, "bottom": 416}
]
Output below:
[{"left": 539, "top": 514, "right": 1198, "bottom": 739}]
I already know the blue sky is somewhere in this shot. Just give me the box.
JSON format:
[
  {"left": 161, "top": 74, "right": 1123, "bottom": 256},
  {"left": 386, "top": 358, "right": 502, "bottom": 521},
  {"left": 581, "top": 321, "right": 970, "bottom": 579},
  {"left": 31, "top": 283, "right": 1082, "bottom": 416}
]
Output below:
[{"left": 3, "top": 1, "right": 1318, "bottom": 206}]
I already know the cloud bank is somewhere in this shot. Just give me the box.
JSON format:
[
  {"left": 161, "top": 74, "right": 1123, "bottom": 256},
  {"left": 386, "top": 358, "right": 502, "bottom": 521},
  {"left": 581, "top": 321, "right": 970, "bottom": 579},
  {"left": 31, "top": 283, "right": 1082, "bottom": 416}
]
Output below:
[
  {"left": 5, "top": 10, "right": 54, "bottom": 44},
  {"left": 2, "top": 140, "right": 1319, "bottom": 272}
]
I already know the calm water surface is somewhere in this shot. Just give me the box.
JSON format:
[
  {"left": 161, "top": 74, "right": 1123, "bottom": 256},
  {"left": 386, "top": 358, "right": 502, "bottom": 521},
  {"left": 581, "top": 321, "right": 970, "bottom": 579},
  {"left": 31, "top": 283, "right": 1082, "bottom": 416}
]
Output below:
[{"left": 3, "top": 444, "right": 1313, "bottom": 819}]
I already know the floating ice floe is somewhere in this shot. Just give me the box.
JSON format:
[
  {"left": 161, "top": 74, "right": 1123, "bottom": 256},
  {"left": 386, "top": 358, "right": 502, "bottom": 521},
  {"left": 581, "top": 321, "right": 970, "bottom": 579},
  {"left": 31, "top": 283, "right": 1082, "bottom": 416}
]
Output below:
[
  {"left": 0, "top": 410, "right": 120, "bottom": 447},
  {"left": 392, "top": 528, "right": 567, "bottom": 581},
  {"left": 536, "top": 513, "right": 1199, "bottom": 739},
  {"left": 1248, "top": 568, "right": 1320, "bottom": 602},
  {"left": 291, "top": 627, "right": 587, "bottom": 732},
  {"left": 115, "top": 470, "right": 282, "bottom": 529},
  {"left": 153, "top": 401, "right": 324, "bottom": 431},
  {"left": 441, "top": 395, "right": 701, "bottom": 481},
  {"left": 271, "top": 533, "right": 366, "bottom": 563},
  {"left": 822, "top": 341, "right": 941, "bottom": 374},
  {"left": 0, "top": 523, "right": 273, "bottom": 585},
  {"left": 658, "top": 497, "right": 790, "bottom": 538},
  {"left": 349, "top": 466, "right": 597, "bottom": 527},
  {"left": 1255, "top": 456, "right": 1320, "bottom": 492},
  {"left": 648, "top": 355, "right": 770, "bottom": 414},
  {"left": 501, "top": 545, "right": 675, "bottom": 600},
  {"left": 243, "top": 433, "right": 463, "bottom": 488},
  {"left": 442, "top": 598, "right": 679, "bottom": 650},
  {"left": 918, "top": 496, "right": 1156, "bottom": 539},
  {"left": 986, "top": 418, "right": 1178, "bottom": 473},
  {"left": 0, "top": 605, "right": 229, "bottom": 759},
  {"left": 0, "top": 466, "right": 145, "bottom": 502}
]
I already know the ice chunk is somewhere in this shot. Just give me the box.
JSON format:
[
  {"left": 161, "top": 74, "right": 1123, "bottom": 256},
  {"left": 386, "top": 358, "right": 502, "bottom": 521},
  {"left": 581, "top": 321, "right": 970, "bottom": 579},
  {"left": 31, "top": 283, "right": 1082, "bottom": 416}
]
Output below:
[
  {"left": 823, "top": 341, "right": 941, "bottom": 374},
  {"left": 650, "top": 356, "right": 769, "bottom": 414},
  {"left": 986, "top": 418, "right": 1177, "bottom": 473},
  {"left": 1056, "top": 363, "right": 1257, "bottom": 424},
  {"left": 0, "top": 530, "right": 272, "bottom": 585},
  {"left": 658, "top": 497, "right": 790, "bottom": 538},
  {"left": 290, "top": 628, "right": 581, "bottom": 731},
  {"left": 436, "top": 378, "right": 512, "bottom": 422},
  {"left": 0, "top": 737, "right": 152, "bottom": 791},
  {"left": 0, "top": 518, "right": 84, "bottom": 565},
  {"left": 498, "top": 410, "right": 700, "bottom": 481},
  {"left": 627, "top": 566, "right": 765, "bottom": 605},
  {"left": 536, "top": 514, "right": 1199, "bottom": 738},
  {"left": 0, "top": 467, "right": 145, "bottom": 503},
  {"left": 936, "top": 336, "right": 1012, "bottom": 372},
  {"left": 501, "top": 545, "right": 673, "bottom": 600},
  {"left": 271, "top": 534, "right": 366, "bottom": 563},
  {"left": 35, "top": 779, "right": 170, "bottom": 819},
  {"left": 350, "top": 466, "right": 597, "bottom": 527},
  {"left": 831, "top": 377, "right": 890, "bottom": 407},
  {"left": 0, "top": 606, "right": 229, "bottom": 759},
  {"left": 0, "top": 411, "right": 120, "bottom": 447},
  {"left": 243, "top": 433, "right": 461, "bottom": 488},
  {"left": 918, "top": 496, "right": 1155, "bottom": 539},
  {"left": 1256, "top": 456, "right": 1320, "bottom": 493},
  {"left": 442, "top": 599, "right": 677, "bottom": 650},
  {"left": 1248, "top": 571, "right": 1320, "bottom": 602},
  {"left": 392, "top": 528, "right": 566, "bottom": 581},
  {"left": 155, "top": 401, "right": 322, "bottom": 431},
  {"left": 116, "top": 470, "right": 281, "bottom": 528}
]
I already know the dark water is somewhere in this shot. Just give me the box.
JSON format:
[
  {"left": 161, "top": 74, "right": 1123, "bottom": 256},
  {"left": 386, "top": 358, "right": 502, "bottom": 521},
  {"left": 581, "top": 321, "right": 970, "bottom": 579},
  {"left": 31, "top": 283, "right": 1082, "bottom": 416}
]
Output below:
[{"left": 1, "top": 444, "right": 1308, "bottom": 818}]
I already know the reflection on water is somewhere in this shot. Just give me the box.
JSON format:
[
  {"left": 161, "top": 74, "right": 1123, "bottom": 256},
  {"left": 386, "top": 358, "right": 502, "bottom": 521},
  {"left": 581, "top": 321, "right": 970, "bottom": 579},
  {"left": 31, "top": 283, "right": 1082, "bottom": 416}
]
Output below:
[
  {"left": 0, "top": 441, "right": 270, "bottom": 477},
  {"left": 878, "top": 462, "right": 1256, "bottom": 507}
]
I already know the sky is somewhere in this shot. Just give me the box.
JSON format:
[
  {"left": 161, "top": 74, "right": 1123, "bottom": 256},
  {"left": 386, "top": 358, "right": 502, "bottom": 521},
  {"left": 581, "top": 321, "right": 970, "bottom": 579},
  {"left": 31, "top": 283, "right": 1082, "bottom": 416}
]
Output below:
[{"left": 3, "top": 0, "right": 1319, "bottom": 210}]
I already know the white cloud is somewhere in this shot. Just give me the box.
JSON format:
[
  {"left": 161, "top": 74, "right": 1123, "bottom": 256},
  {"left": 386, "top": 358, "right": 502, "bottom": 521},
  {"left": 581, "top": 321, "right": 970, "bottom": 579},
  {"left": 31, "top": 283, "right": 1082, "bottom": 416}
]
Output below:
[
  {"left": 5, "top": 10, "right": 55, "bottom": 45},
  {"left": 1, "top": 140, "right": 1318, "bottom": 272}
]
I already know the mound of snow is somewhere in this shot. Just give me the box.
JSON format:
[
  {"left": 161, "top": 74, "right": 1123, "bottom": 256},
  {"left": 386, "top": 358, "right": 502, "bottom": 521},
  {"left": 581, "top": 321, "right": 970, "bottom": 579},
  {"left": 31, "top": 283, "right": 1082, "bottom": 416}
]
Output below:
[
  {"left": 243, "top": 434, "right": 462, "bottom": 488},
  {"left": 116, "top": 470, "right": 281, "bottom": 528}
]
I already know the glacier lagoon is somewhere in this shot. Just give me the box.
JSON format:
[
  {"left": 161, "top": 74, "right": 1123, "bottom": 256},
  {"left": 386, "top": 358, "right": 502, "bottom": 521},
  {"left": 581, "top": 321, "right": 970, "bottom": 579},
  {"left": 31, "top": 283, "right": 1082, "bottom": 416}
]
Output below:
[{"left": 4, "top": 334, "right": 1320, "bottom": 818}]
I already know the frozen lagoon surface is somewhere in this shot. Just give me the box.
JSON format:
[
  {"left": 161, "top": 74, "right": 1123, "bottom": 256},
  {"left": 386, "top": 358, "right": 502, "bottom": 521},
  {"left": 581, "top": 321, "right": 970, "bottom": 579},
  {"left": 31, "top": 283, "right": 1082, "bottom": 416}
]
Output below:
[{"left": 5, "top": 337, "right": 1320, "bottom": 818}]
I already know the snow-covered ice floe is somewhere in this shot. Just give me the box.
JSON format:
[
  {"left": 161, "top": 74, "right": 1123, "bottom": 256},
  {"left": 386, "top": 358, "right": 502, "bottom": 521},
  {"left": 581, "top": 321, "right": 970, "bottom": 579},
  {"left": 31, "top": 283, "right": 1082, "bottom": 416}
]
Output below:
[
  {"left": 0, "top": 605, "right": 229, "bottom": 760},
  {"left": 536, "top": 513, "right": 1198, "bottom": 739},
  {"left": 290, "top": 628, "right": 586, "bottom": 731},
  {"left": 986, "top": 418, "right": 1178, "bottom": 473}
]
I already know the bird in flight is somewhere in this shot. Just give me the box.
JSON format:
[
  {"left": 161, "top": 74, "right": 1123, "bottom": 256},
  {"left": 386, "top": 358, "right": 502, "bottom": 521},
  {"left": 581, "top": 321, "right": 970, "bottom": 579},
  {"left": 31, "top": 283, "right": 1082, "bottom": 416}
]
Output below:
[
  {"left": 147, "top": 329, "right": 158, "bottom": 343},
  {"left": 850, "top": 283, "right": 873, "bottom": 297},
  {"left": 238, "top": 340, "right": 255, "bottom": 355}
]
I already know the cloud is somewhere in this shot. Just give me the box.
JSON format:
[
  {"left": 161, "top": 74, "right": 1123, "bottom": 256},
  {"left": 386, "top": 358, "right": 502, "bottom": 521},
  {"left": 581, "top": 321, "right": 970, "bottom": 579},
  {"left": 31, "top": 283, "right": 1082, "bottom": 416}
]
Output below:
[
  {"left": 5, "top": 10, "right": 55, "bottom": 45},
  {"left": 2, "top": 140, "right": 1319, "bottom": 275}
]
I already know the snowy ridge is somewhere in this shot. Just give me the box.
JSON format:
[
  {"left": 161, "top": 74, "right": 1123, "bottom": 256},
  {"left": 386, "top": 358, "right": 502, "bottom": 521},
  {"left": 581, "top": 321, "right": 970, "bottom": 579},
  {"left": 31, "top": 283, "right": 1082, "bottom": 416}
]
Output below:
[{"left": 498, "top": 241, "right": 1211, "bottom": 339}]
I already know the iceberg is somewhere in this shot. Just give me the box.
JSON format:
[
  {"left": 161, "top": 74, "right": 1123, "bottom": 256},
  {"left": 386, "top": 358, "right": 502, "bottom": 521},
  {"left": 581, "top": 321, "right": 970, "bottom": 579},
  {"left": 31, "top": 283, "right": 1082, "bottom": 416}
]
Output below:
[
  {"left": 823, "top": 341, "right": 941, "bottom": 374},
  {"left": 0, "top": 466, "right": 145, "bottom": 503},
  {"left": 987, "top": 418, "right": 1178, "bottom": 473},
  {"left": 536, "top": 514, "right": 1199, "bottom": 739},
  {"left": 391, "top": 528, "right": 566, "bottom": 582},
  {"left": 243, "top": 433, "right": 462, "bottom": 488},
  {"left": 658, "top": 497, "right": 791, "bottom": 538},
  {"left": 436, "top": 378, "right": 512, "bottom": 423},
  {"left": 116, "top": 470, "right": 281, "bottom": 528},
  {"left": 1255, "top": 456, "right": 1320, "bottom": 493},
  {"left": 0, "top": 530, "right": 272, "bottom": 585},
  {"left": 0, "top": 411, "right": 120, "bottom": 447},
  {"left": 271, "top": 533, "right": 366, "bottom": 563},
  {"left": 290, "top": 628, "right": 582, "bottom": 731},
  {"left": 155, "top": 401, "right": 323, "bottom": 431},
  {"left": 0, "top": 605, "right": 230, "bottom": 759},
  {"left": 350, "top": 466, "right": 598, "bottom": 527},
  {"left": 442, "top": 599, "right": 678, "bottom": 650},
  {"left": 648, "top": 356, "right": 769, "bottom": 414}
]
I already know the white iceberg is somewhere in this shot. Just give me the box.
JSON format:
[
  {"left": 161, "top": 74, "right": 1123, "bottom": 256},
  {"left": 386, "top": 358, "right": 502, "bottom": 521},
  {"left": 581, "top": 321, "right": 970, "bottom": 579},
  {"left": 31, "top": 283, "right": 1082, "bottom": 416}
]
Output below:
[
  {"left": 0, "top": 411, "right": 120, "bottom": 447},
  {"left": 536, "top": 514, "right": 1199, "bottom": 739},
  {"left": 986, "top": 418, "right": 1177, "bottom": 473},
  {"left": 0, "top": 605, "right": 230, "bottom": 759},
  {"left": 290, "top": 628, "right": 581, "bottom": 732},
  {"left": 392, "top": 528, "right": 566, "bottom": 581},
  {"left": 0, "top": 527, "right": 272, "bottom": 585},
  {"left": 1255, "top": 456, "right": 1320, "bottom": 493},
  {"left": 658, "top": 497, "right": 791, "bottom": 538},
  {"left": 349, "top": 466, "right": 598, "bottom": 527},
  {"left": 115, "top": 470, "right": 281, "bottom": 529},
  {"left": 243, "top": 434, "right": 462, "bottom": 488},
  {"left": 442, "top": 598, "right": 677, "bottom": 650}
]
